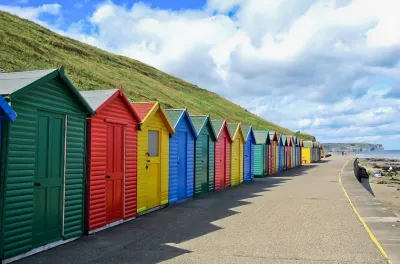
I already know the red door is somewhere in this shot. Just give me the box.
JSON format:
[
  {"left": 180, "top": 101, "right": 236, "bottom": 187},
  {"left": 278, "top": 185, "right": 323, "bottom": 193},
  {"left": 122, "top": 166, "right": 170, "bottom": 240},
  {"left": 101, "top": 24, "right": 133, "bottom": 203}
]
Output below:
[
  {"left": 106, "top": 124, "right": 124, "bottom": 223},
  {"left": 220, "top": 138, "right": 226, "bottom": 188}
]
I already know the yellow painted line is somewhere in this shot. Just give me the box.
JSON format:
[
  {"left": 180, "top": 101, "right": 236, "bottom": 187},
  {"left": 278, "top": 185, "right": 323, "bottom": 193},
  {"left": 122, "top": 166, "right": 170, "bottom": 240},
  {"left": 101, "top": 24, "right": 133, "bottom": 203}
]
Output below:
[{"left": 338, "top": 159, "right": 392, "bottom": 264}]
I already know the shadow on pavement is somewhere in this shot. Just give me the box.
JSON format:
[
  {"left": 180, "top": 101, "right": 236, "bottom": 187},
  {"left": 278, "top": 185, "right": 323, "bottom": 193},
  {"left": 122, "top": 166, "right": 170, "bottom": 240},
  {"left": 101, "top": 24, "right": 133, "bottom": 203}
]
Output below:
[{"left": 14, "top": 163, "right": 322, "bottom": 264}]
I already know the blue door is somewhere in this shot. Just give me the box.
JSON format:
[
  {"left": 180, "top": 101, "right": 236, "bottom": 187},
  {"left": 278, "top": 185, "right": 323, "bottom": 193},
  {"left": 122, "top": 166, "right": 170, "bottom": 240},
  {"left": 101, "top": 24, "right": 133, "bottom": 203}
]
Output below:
[
  {"left": 244, "top": 141, "right": 250, "bottom": 181},
  {"left": 177, "top": 132, "right": 187, "bottom": 200}
]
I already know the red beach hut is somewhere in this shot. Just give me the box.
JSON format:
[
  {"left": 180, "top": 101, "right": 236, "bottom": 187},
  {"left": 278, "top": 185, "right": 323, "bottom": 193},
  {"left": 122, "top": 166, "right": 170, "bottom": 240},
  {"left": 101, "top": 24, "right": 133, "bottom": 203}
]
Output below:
[
  {"left": 211, "top": 120, "right": 232, "bottom": 191},
  {"left": 81, "top": 89, "right": 140, "bottom": 233}
]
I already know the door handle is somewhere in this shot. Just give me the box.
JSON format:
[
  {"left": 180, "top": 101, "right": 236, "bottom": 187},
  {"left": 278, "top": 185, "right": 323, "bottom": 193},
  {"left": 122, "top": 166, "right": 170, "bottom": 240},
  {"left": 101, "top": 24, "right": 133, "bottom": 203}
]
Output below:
[
  {"left": 146, "top": 165, "right": 148, "bottom": 169},
  {"left": 147, "top": 160, "right": 151, "bottom": 162},
  {"left": 34, "top": 182, "right": 41, "bottom": 187},
  {"left": 105, "top": 175, "right": 111, "bottom": 179}
]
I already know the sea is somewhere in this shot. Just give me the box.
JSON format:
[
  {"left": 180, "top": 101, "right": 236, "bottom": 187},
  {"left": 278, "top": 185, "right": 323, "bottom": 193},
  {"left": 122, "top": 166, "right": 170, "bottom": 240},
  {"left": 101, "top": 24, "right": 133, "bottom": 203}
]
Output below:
[{"left": 354, "top": 150, "right": 400, "bottom": 160}]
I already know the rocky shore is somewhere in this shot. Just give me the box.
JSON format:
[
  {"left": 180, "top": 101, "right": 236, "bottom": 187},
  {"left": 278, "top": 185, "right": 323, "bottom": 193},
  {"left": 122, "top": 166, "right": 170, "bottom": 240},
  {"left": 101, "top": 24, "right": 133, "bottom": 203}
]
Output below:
[{"left": 357, "top": 158, "right": 400, "bottom": 217}]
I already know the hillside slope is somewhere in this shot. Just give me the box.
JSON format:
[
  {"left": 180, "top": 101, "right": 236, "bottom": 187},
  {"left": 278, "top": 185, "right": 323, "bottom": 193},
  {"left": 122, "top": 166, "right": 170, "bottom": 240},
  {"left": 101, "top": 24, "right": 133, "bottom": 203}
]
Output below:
[{"left": 0, "top": 11, "right": 314, "bottom": 140}]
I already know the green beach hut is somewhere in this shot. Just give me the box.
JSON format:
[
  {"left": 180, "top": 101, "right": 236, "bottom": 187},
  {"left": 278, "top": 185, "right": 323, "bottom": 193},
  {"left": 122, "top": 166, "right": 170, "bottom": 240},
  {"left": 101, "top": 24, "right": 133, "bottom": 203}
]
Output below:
[
  {"left": 253, "top": 130, "right": 269, "bottom": 177},
  {"left": 0, "top": 68, "right": 94, "bottom": 262},
  {"left": 191, "top": 115, "right": 217, "bottom": 196}
]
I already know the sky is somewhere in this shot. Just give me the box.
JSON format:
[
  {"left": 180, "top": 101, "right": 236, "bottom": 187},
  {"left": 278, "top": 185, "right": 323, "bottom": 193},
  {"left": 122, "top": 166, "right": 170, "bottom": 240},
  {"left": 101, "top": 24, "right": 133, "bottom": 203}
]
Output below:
[{"left": 1, "top": 0, "right": 400, "bottom": 149}]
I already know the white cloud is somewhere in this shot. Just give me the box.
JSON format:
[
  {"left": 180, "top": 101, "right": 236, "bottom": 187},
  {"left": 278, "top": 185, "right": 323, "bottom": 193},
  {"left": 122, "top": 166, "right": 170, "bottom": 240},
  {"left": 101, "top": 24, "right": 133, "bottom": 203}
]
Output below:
[
  {"left": 0, "top": 3, "right": 61, "bottom": 21},
  {"left": 2, "top": 0, "right": 400, "bottom": 148}
]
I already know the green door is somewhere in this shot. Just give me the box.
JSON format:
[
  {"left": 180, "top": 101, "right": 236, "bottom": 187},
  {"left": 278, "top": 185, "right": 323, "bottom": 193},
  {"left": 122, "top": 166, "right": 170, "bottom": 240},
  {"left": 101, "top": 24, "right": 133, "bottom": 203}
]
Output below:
[
  {"left": 201, "top": 135, "right": 209, "bottom": 193},
  {"left": 33, "top": 111, "right": 65, "bottom": 247}
]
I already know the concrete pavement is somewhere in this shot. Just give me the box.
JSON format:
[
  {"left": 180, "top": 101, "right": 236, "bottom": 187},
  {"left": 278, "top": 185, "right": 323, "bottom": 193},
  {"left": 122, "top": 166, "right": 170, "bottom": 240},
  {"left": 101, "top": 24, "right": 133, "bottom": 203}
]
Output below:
[
  {"left": 14, "top": 156, "right": 388, "bottom": 264},
  {"left": 341, "top": 159, "right": 400, "bottom": 263}
]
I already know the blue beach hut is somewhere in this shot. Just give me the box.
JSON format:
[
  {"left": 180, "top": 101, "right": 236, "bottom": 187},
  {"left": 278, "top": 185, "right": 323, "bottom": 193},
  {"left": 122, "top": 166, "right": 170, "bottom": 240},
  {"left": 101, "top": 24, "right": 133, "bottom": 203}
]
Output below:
[
  {"left": 165, "top": 109, "right": 197, "bottom": 204},
  {"left": 241, "top": 125, "right": 256, "bottom": 182}
]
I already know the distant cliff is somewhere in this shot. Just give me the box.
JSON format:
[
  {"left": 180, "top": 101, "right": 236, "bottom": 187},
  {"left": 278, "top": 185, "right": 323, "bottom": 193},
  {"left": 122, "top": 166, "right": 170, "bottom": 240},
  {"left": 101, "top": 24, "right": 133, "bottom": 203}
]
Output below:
[{"left": 323, "top": 143, "right": 384, "bottom": 152}]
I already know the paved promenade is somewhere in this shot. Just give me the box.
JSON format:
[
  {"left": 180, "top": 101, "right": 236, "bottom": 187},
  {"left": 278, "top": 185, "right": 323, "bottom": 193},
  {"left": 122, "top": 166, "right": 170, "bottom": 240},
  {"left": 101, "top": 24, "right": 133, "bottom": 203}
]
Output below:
[{"left": 15, "top": 156, "right": 389, "bottom": 264}]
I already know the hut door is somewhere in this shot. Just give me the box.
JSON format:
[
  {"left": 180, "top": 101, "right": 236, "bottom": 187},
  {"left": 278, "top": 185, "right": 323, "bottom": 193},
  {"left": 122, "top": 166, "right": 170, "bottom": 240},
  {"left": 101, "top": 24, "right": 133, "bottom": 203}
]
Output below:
[
  {"left": 105, "top": 124, "right": 124, "bottom": 223},
  {"left": 177, "top": 132, "right": 187, "bottom": 200},
  {"left": 33, "top": 112, "right": 65, "bottom": 247},
  {"left": 146, "top": 129, "right": 161, "bottom": 208},
  {"left": 264, "top": 145, "right": 268, "bottom": 176},
  {"left": 220, "top": 138, "right": 226, "bottom": 188},
  {"left": 201, "top": 135, "right": 209, "bottom": 193}
]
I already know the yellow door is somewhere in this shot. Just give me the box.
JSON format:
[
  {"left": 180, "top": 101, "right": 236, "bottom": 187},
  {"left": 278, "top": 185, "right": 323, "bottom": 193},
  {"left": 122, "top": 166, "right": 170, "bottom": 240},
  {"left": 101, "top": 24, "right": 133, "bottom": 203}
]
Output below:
[
  {"left": 239, "top": 138, "right": 243, "bottom": 183},
  {"left": 146, "top": 128, "right": 161, "bottom": 209},
  {"left": 231, "top": 139, "right": 240, "bottom": 186}
]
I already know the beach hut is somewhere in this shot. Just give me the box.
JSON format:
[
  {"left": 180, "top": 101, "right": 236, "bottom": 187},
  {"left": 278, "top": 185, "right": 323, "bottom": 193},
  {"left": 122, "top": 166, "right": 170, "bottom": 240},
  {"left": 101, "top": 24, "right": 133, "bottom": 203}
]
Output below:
[
  {"left": 241, "top": 125, "right": 256, "bottom": 182},
  {"left": 290, "top": 137, "right": 295, "bottom": 168},
  {"left": 253, "top": 130, "right": 268, "bottom": 178},
  {"left": 280, "top": 135, "right": 288, "bottom": 170},
  {"left": 227, "top": 123, "right": 245, "bottom": 186},
  {"left": 165, "top": 109, "right": 197, "bottom": 204},
  {"left": 0, "top": 68, "right": 94, "bottom": 262},
  {"left": 299, "top": 139, "right": 304, "bottom": 165},
  {"left": 287, "top": 136, "right": 293, "bottom": 169},
  {"left": 191, "top": 115, "right": 217, "bottom": 196},
  {"left": 132, "top": 102, "right": 175, "bottom": 214},
  {"left": 302, "top": 141, "right": 313, "bottom": 164},
  {"left": 269, "top": 131, "right": 278, "bottom": 174},
  {"left": 81, "top": 89, "right": 140, "bottom": 233},
  {"left": 211, "top": 120, "right": 232, "bottom": 191}
]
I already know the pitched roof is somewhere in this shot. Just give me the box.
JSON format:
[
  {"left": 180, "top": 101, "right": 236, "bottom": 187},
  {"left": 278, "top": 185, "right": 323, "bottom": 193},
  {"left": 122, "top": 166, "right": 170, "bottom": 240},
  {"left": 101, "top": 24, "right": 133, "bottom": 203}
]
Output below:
[
  {"left": 0, "top": 69, "right": 55, "bottom": 95},
  {"left": 303, "top": 141, "right": 313, "bottom": 148},
  {"left": 165, "top": 109, "right": 197, "bottom": 138},
  {"left": 227, "top": 123, "right": 238, "bottom": 138},
  {"left": 281, "top": 135, "right": 288, "bottom": 146},
  {"left": 0, "top": 67, "right": 94, "bottom": 115},
  {"left": 269, "top": 131, "right": 278, "bottom": 141},
  {"left": 211, "top": 120, "right": 231, "bottom": 139},
  {"left": 80, "top": 89, "right": 118, "bottom": 111},
  {"left": 253, "top": 130, "right": 268, "bottom": 144},
  {"left": 132, "top": 102, "right": 157, "bottom": 122},
  {"left": 241, "top": 126, "right": 250, "bottom": 139},
  {"left": 190, "top": 114, "right": 217, "bottom": 141},
  {"left": 165, "top": 109, "right": 185, "bottom": 128},
  {"left": 227, "top": 123, "right": 244, "bottom": 141},
  {"left": 132, "top": 102, "right": 175, "bottom": 134}
]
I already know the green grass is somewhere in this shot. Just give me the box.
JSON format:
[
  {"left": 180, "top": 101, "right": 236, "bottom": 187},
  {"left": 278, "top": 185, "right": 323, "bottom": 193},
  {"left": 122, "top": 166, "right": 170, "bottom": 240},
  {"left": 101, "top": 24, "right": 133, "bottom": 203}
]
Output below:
[{"left": 0, "top": 11, "right": 315, "bottom": 140}]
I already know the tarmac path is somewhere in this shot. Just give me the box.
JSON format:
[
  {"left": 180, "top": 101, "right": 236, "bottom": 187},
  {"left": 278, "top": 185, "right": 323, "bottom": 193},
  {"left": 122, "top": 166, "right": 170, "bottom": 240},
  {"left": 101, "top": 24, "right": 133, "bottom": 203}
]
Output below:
[{"left": 14, "top": 155, "right": 387, "bottom": 264}]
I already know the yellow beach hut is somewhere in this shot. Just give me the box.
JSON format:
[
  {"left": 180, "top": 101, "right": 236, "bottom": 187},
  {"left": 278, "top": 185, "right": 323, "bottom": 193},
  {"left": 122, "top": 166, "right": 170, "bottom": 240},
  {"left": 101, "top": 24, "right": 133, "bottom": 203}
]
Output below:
[
  {"left": 302, "top": 141, "right": 313, "bottom": 164},
  {"left": 227, "top": 123, "right": 245, "bottom": 186},
  {"left": 132, "top": 102, "right": 175, "bottom": 214}
]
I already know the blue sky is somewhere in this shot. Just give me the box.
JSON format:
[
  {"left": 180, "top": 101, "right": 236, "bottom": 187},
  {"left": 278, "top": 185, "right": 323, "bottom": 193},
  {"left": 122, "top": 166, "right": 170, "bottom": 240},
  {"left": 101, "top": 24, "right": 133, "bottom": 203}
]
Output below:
[{"left": 1, "top": 0, "right": 400, "bottom": 149}]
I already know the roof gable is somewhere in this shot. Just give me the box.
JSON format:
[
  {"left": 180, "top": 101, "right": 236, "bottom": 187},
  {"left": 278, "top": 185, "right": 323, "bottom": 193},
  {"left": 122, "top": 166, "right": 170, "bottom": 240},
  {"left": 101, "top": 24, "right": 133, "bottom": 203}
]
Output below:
[
  {"left": 165, "top": 109, "right": 197, "bottom": 139},
  {"left": 132, "top": 102, "right": 175, "bottom": 134},
  {"left": 211, "top": 120, "right": 232, "bottom": 141},
  {"left": 80, "top": 88, "right": 140, "bottom": 121},
  {"left": 303, "top": 141, "right": 313, "bottom": 148},
  {"left": 269, "top": 131, "right": 278, "bottom": 142},
  {"left": 0, "top": 67, "right": 94, "bottom": 115},
  {"left": 190, "top": 114, "right": 217, "bottom": 141},
  {"left": 253, "top": 130, "right": 268, "bottom": 144},
  {"left": 227, "top": 123, "right": 245, "bottom": 141},
  {"left": 241, "top": 125, "right": 256, "bottom": 143}
]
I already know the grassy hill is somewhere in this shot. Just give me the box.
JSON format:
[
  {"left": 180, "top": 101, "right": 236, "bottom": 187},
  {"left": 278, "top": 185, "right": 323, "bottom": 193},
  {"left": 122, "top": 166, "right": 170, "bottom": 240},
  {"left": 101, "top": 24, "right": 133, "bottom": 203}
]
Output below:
[{"left": 0, "top": 11, "right": 315, "bottom": 140}]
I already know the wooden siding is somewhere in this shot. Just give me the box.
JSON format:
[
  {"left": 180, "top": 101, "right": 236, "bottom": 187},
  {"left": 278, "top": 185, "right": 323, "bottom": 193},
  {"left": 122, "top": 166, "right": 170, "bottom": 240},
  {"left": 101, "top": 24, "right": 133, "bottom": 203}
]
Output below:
[
  {"left": 137, "top": 109, "right": 170, "bottom": 213},
  {"left": 168, "top": 115, "right": 195, "bottom": 203},
  {"left": 0, "top": 77, "right": 87, "bottom": 259},
  {"left": 87, "top": 95, "right": 138, "bottom": 231}
]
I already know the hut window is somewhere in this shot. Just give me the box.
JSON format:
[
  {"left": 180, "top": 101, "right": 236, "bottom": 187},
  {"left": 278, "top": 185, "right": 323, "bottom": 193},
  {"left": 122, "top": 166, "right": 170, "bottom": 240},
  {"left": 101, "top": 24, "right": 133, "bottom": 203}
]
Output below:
[{"left": 148, "top": 130, "right": 159, "bottom": 157}]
